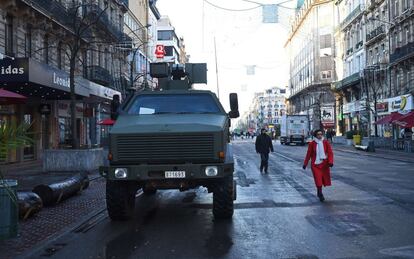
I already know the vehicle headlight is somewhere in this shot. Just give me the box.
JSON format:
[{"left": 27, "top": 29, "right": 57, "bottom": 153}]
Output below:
[
  {"left": 114, "top": 168, "right": 128, "bottom": 178},
  {"left": 205, "top": 166, "right": 218, "bottom": 177}
]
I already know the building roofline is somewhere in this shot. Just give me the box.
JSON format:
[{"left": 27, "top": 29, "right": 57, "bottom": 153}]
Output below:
[
  {"left": 284, "top": 0, "right": 332, "bottom": 48},
  {"left": 150, "top": 1, "right": 161, "bottom": 19}
]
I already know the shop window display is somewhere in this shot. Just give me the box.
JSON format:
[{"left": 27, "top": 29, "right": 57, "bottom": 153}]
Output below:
[{"left": 59, "top": 117, "right": 71, "bottom": 146}]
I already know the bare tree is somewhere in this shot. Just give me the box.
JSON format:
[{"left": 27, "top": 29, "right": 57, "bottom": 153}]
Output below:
[
  {"left": 115, "top": 42, "right": 150, "bottom": 93},
  {"left": 362, "top": 66, "right": 386, "bottom": 137},
  {"left": 28, "top": 0, "right": 126, "bottom": 148},
  {"left": 65, "top": 3, "right": 110, "bottom": 149}
]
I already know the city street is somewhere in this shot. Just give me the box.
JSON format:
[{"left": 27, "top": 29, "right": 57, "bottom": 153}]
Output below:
[{"left": 23, "top": 141, "right": 414, "bottom": 259}]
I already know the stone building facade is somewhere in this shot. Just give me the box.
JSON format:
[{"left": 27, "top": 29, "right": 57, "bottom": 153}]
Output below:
[
  {"left": 0, "top": 0, "right": 130, "bottom": 163},
  {"left": 285, "top": 0, "right": 336, "bottom": 131},
  {"left": 389, "top": 0, "right": 414, "bottom": 98},
  {"left": 332, "top": 0, "right": 414, "bottom": 138}
]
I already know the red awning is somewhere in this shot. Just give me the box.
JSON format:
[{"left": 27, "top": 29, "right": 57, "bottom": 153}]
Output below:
[
  {"left": 0, "top": 88, "right": 27, "bottom": 104},
  {"left": 375, "top": 112, "right": 404, "bottom": 124},
  {"left": 97, "top": 118, "right": 115, "bottom": 126},
  {"left": 394, "top": 111, "right": 414, "bottom": 128}
]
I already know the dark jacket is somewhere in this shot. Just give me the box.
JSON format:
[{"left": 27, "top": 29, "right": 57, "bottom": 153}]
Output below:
[{"left": 255, "top": 134, "right": 274, "bottom": 154}]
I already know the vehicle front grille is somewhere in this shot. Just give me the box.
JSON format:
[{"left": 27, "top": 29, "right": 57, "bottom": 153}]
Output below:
[{"left": 115, "top": 134, "right": 216, "bottom": 163}]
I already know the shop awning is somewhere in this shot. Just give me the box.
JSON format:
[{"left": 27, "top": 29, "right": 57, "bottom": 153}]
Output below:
[
  {"left": 97, "top": 118, "right": 115, "bottom": 126},
  {"left": 375, "top": 112, "right": 404, "bottom": 124},
  {"left": 0, "top": 88, "right": 27, "bottom": 104},
  {"left": 393, "top": 111, "right": 414, "bottom": 128}
]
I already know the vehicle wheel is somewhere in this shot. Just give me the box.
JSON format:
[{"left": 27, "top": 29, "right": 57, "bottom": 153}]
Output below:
[
  {"left": 106, "top": 180, "right": 136, "bottom": 221},
  {"left": 213, "top": 177, "right": 234, "bottom": 219},
  {"left": 142, "top": 185, "right": 157, "bottom": 195}
]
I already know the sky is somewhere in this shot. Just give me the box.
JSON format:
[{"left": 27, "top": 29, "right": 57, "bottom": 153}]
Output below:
[{"left": 157, "top": 0, "right": 295, "bottom": 114}]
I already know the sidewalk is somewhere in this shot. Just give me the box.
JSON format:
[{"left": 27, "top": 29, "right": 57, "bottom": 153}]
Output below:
[
  {"left": 0, "top": 161, "right": 105, "bottom": 259},
  {"left": 0, "top": 178, "right": 106, "bottom": 259},
  {"left": 333, "top": 143, "right": 414, "bottom": 163}
]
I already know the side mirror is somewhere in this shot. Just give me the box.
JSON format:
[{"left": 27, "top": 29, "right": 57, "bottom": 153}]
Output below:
[
  {"left": 110, "top": 94, "right": 120, "bottom": 120},
  {"left": 229, "top": 93, "right": 239, "bottom": 118}
]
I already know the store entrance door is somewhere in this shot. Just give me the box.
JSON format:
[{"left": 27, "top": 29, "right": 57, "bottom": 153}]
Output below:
[{"left": 23, "top": 113, "right": 35, "bottom": 160}]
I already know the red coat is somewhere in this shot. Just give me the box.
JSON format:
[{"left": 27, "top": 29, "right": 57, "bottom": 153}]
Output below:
[{"left": 303, "top": 140, "right": 334, "bottom": 187}]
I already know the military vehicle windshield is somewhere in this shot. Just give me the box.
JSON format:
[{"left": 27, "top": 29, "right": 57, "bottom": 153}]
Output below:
[{"left": 127, "top": 94, "right": 221, "bottom": 115}]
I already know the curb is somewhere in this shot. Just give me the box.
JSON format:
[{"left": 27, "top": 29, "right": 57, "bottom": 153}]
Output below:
[
  {"left": 17, "top": 204, "right": 107, "bottom": 259},
  {"left": 334, "top": 147, "right": 414, "bottom": 164}
]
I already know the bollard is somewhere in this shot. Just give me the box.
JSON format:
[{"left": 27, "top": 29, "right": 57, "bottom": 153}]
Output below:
[{"left": 367, "top": 140, "right": 376, "bottom": 152}]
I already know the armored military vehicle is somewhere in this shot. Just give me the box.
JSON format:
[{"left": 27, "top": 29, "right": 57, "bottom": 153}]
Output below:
[{"left": 100, "top": 62, "right": 239, "bottom": 220}]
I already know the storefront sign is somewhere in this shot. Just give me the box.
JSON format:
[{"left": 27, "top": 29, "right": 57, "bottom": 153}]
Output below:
[
  {"left": 321, "top": 106, "right": 334, "bottom": 127},
  {"left": 53, "top": 73, "right": 70, "bottom": 88},
  {"left": 29, "top": 60, "right": 85, "bottom": 95},
  {"left": 387, "top": 94, "right": 413, "bottom": 112},
  {"left": 155, "top": 45, "right": 166, "bottom": 58},
  {"left": 0, "top": 58, "right": 121, "bottom": 101},
  {"left": 343, "top": 100, "right": 366, "bottom": 114},
  {"left": 376, "top": 102, "right": 388, "bottom": 113},
  {"left": 75, "top": 77, "right": 121, "bottom": 100},
  {"left": 0, "top": 58, "right": 89, "bottom": 97},
  {"left": 343, "top": 102, "right": 355, "bottom": 114},
  {"left": 0, "top": 58, "right": 29, "bottom": 82}
]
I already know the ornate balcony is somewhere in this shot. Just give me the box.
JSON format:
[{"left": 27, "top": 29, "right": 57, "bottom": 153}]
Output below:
[
  {"left": 87, "top": 66, "right": 112, "bottom": 86},
  {"left": 390, "top": 42, "right": 414, "bottom": 64},
  {"left": 85, "top": 4, "right": 130, "bottom": 41},
  {"left": 22, "top": 0, "right": 130, "bottom": 42},
  {"left": 334, "top": 72, "right": 361, "bottom": 90},
  {"left": 366, "top": 25, "right": 386, "bottom": 45},
  {"left": 340, "top": 5, "right": 365, "bottom": 29}
]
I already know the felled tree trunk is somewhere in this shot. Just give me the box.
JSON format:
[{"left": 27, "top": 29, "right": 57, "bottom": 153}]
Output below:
[
  {"left": 33, "top": 174, "right": 89, "bottom": 207},
  {"left": 17, "top": 191, "right": 43, "bottom": 220}
]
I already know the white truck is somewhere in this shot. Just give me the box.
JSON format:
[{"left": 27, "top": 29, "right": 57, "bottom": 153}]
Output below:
[{"left": 280, "top": 115, "right": 309, "bottom": 145}]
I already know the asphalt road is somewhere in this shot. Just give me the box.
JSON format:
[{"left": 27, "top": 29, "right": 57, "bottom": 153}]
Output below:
[{"left": 25, "top": 141, "right": 414, "bottom": 259}]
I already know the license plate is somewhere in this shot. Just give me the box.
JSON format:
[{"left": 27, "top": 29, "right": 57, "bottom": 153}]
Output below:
[{"left": 165, "top": 171, "right": 186, "bottom": 178}]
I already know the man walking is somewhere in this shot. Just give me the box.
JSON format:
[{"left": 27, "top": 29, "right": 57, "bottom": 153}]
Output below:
[{"left": 255, "top": 128, "right": 274, "bottom": 174}]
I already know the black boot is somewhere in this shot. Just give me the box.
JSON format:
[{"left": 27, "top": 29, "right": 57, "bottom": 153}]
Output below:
[{"left": 317, "top": 187, "right": 325, "bottom": 202}]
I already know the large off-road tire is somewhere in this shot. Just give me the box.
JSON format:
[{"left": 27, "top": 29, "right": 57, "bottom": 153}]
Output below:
[
  {"left": 142, "top": 185, "right": 157, "bottom": 195},
  {"left": 213, "top": 177, "right": 234, "bottom": 219},
  {"left": 106, "top": 180, "right": 136, "bottom": 221}
]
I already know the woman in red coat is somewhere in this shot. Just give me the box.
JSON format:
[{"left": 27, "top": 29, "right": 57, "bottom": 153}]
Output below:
[{"left": 303, "top": 129, "right": 334, "bottom": 202}]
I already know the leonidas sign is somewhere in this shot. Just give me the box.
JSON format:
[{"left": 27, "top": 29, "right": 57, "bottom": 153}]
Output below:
[
  {"left": 0, "top": 58, "right": 88, "bottom": 97},
  {"left": 387, "top": 94, "right": 413, "bottom": 112}
]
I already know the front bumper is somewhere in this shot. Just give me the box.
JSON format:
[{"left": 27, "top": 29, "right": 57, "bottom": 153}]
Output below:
[
  {"left": 290, "top": 135, "right": 304, "bottom": 143},
  {"left": 99, "top": 162, "right": 234, "bottom": 181}
]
